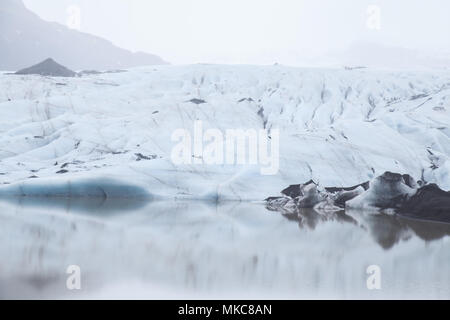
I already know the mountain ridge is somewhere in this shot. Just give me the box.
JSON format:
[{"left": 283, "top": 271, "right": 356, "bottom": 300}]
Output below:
[{"left": 0, "top": 0, "right": 168, "bottom": 71}]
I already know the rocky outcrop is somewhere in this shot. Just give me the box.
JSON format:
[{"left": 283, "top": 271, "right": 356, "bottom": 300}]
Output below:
[
  {"left": 0, "top": 0, "right": 168, "bottom": 71},
  {"left": 398, "top": 184, "right": 450, "bottom": 223},
  {"left": 267, "top": 180, "right": 325, "bottom": 213},
  {"left": 15, "top": 58, "right": 76, "bottom": 77},
  {"left": 266, "top": 172, "right": 450, "bottom": 224},
  {"left": 345, "top": 172, "right": 417, "bottom": 211}
]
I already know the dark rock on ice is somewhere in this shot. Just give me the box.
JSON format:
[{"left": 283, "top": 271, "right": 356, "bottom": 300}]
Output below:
[
  {"left": 135, "top": 153, "right": 157, "bottom": 161},
  {"left": 267, "top": 171, "right": 450, "bottom": 223},
  {"left": 281, "top": 180, "right": 316, "bottom": 198},
  {"left": 78, "top": 70, "right": 103, "bottom": 76},
  {"left": 325, "top": 181, "right": 370, "bottom": 193},
  {"left": 281, "top": 184, "right": 301, "bottom": 199},
  {"left": 399, "top": 184, "right": 450, "bottom": 223},
  {"left": 346, "top": 172, "right": 416, "bottom": 210},
  {"left": 238, "top": 98, "right": 254, "bottom": 103},
  {"left": 267, "top": 180, "right": 324, "bottom": 210},
  {"left": 402, "top": 174, "right": 418, "bottom": 189},
  {"left": 333, "top": 187, "right": 366, "bottom": 208},
  {"left": 295, "top": 182, "right": 324, "bottom": 208},
  {"left": 188, "top": 98, "right": 207, "bottom": 105},
  {"left": 265, "top": 196, "right": 292, "bottom": 212},
  {"left": 15, "top": 58, "right": 76, "bottom": 77}
]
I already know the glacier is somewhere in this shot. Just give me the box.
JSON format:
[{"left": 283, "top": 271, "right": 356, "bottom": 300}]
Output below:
[
  {"left": 1, "top": 64, "right": 450, "bottom": 299},
  {"left": 0, "top": 64, "right": 449, "bottom": 200}
]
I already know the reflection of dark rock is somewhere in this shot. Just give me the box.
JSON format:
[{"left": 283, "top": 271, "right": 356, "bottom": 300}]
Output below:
[
  {"left": 275, "top": 203, "right": 450, "bottom": 250},
  {"left": 402, "top": 217, "right": 450, "bottom": 241},
  {"left": 265, "top": 196, "right": 291, "bottom": 212},
  {"left": 276, "top": 208, "right": 358, "bottom": 231},
  {"left": 360, "top": 212, "right": 450, "bottom": 249},
  {"left": 23, "top": 274, "right": 61, "bottom": 290},
  {"left": 360, "top": 213, "right": 410, "bottom": 250},
  {"left": 266, "top": 174, "right": 450, "bottom": 250},
  {"left": 399, "top": 184, "right": 450, "bottom": 223},
  {"left": 15, "top": 58, "right": 76, "bottom": 77}
]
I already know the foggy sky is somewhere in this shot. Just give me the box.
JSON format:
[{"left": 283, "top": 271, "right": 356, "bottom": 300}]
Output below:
[{"left": 23, "top": 0, "right": 450, "bottom": 66}]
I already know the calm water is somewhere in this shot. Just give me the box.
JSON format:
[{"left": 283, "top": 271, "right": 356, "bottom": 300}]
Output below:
[{"left": 0, "top": 197, "right": 449, "bottom": 299}]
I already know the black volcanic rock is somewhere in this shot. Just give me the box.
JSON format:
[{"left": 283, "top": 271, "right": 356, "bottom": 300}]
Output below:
[
  {"left": 281, "top": 184, "right": 302, "bottom": 199},
  {"left": 346, "top": 172, "right": 417, "bottom": 210},
  {"left": 281, "top": 180, "right": 316, "bottom": 198},
  {"left": 267, "top": 180, "right": 324, "bottom": 210},
  {"left": 325, "top": 181, "right": 370, "bottom": 193},
  {"left": 333, "top": 187, "right": 365, "bottom": 208},
  {"left": 0, "top": 0, "right": 168, "bottom": 71},
  {"left": 402, "top": 174, "right": 418, "bottom": 189},
  {"left": 399, "top": 184, "right": 450, "bottom": 223},
  {"left": 188, "top": 99, "right": 207, "bottom": 105},
  {"left": 15, "top": 58, "right": 76, "bottom": 77}
]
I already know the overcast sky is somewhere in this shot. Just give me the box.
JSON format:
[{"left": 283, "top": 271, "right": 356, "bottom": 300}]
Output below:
[{"left": 23, "top": 0, "right": 450, "bottom": 66}]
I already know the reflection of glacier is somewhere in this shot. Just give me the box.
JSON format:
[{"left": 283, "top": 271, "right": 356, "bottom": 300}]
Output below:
[
  {"left": 1, "top": 199, "right": 450, "bottom": 299},
  {"left": 0, "top": 65, "right": 449, "bottom": 200}
]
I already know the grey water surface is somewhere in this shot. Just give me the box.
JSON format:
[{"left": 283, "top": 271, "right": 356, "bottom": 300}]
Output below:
[{"left": 1, "top": 197, "right": 449, "bottom": 299}]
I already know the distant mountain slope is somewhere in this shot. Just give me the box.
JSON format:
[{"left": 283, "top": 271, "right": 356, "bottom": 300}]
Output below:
[{"left": 0, "top": 0, "right": 168, "bottom": 71}]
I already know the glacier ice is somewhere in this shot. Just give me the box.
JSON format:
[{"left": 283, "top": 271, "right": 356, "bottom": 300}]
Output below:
[{"left": 0, "top": 64, "right": 449, "bottom": 200}]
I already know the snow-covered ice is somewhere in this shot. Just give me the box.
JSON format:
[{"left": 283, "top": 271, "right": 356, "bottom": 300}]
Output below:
[
  {"left": 1, "top": 65, "right": 450, "bottom": 299},
  {"left": 0, "top": 65, "right": 449, "bottom": 199}
]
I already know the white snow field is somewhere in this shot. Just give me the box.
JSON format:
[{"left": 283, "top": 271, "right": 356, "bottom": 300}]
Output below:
[{"left": 0, "top": 64, "right": 449, "bottom": 200}]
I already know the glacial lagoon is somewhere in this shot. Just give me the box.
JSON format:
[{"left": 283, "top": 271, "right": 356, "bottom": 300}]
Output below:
[{"left": 1, "top": 197, "right": 449, "bottom": 299}]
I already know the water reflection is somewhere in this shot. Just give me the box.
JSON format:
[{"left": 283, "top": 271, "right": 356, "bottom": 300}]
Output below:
[
  {"left": 0, "top": 195, "right": 149, "bottom": 215},
  {"left": 1, "top": 198, "right": 450, "bottom": 299},
  {"left": 273, "top": 207, "right": 450, "bottom": 250}
]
